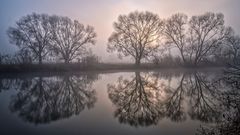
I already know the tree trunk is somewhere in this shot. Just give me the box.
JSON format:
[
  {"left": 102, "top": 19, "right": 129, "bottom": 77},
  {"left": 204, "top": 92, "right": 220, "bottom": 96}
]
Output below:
[
  {"left": 180, "top": 49, "right": 187, "bottom": 66},
  {"left": 233, "top": 51, "right": 237, "bottom": 64},
  {"left": 135, "top": 72, "right": 141, "bottom": 87},
  {"left": 39, "top": 77, "right": 43, "bottom": 91},
  {"left": 135, "top": 57, "right": 141, "bottom": 66},
  {"left": 64, "top": 59, "right": 70, "bottom": 64},
  {"left": 39, "top": 55, "right": 42, "bottom": 64},
  {"left": 194, "top": 57, "right": 199, "bottom": 67}
]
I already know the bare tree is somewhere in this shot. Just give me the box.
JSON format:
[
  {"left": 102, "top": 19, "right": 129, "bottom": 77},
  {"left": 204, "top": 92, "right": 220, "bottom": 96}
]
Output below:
[
  {"left": 187, "top": 13, "right": 228, "bottom": 66},
  {"left": 7, "top": 13, "right": 52, "bottom": 64},
  {"left": 224, "top": 28, "right": 240, "bottom": 64},
  {"left": 164, "top": 13, "right": 188, "bottom": 64},
  {"left": 164, "top": 12, "right": 229, "bottom": 66},
  {"left": 107, "top": 11, "right": 164, "bottom": 65},
  {"left": 50, "top": 16, "right": 96, "bottom": 63},
  {"left": 13, "top": 49, "right": 33, "bottom": 64}
]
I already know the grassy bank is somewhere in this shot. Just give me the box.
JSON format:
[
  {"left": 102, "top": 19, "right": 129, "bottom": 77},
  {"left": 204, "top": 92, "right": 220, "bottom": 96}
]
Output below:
[{"left": 0, "top": 63, "right": 226, "bottom": 73}]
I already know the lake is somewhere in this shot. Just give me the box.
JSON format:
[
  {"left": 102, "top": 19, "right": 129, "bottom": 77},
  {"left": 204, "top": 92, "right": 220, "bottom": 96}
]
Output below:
[{"left": 0, "top": 68, "right": 239, "bottom": 135}]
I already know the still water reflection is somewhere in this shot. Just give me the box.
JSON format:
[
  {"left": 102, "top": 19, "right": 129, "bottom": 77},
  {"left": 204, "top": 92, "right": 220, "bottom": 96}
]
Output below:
[{"left": 0, "top": 69, "right": 239, "bottom": 135}]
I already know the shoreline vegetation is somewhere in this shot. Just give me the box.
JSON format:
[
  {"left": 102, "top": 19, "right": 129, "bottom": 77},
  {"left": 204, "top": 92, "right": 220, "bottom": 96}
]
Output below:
[
  {"left": 0, "top": 63, "right": 226, "bottom": 73},
  {"left": 1, "top": 11, "right": 239, "bottom": 73}
]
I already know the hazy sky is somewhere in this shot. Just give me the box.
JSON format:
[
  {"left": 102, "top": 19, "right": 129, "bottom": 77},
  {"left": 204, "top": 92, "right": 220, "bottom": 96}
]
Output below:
[{"left": 0, "top": 0, "right": 240, "bottom": 62}]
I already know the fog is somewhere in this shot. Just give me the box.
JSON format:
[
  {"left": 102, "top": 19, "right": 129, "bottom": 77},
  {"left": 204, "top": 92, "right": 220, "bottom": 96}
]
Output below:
[{"left": 1, "top": 0, "right": 240, "bottom": 63}]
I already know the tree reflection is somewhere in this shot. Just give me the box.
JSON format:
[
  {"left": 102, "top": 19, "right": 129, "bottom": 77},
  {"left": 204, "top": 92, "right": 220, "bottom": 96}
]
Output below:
[
  {"left": 108, "top": 71, "right": 227, "bottom": 127},
  {"left": 186, "top": 72, "right": 222, "bottom": 123},
  {"left": 0, "top": 78, "right": 13, "bottom": 92},
  {"left": 1, "top": 69, "right": 239, "bottom": 132},
  {"left": 0, "top": 78, "right": 23, "bottom": 92},
  {"left": 5, "top": 74, "right": 97, "bottom": 124},
  {"left": 196, "top": 67, "right": 240, "bottom": 135},
  {"left": 107, "top": 72, "right": 166, "bottom": 127},
  {"left": 163, "top": 74, "right": 187, "bottom": 122}
]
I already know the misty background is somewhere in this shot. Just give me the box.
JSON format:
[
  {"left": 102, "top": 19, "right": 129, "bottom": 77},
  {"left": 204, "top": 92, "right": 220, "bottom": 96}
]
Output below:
[{"left": 1, "top": 0, "right": 240, "bottom": 63}]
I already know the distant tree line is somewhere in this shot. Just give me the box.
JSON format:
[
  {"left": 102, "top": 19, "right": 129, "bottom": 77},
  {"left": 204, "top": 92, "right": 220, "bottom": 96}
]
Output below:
[
  {"left": 108, "top": 11, "right": 240, "bottom": 66},
  {"left": 0, "top": 11, "right": 239, "bottom": 67},
  {"left": 3, "top": 13, "right": 97, "bottom": 64}
]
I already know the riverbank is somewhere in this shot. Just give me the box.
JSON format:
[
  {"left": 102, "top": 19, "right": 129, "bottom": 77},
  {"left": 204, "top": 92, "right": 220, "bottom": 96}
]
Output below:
[{"left": 0, "top": 63, "right": 226, "bottom": 73}]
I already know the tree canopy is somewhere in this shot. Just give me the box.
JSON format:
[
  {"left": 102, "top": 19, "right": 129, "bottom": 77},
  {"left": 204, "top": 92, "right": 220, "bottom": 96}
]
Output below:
[
  {"left": 7, "top": 13, "right": 96, "bottom": 64},
  {"left": 107, "top": 11, "right": 164, "bottom": 65}
]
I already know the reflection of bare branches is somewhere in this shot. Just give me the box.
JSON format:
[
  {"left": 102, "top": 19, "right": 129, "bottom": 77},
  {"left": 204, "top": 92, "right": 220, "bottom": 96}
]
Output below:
[
  {"left": 164, "top": 74, "right": 186, "bottom": 122},
  {"left": 108, "top": 71, "right": 227, "bottom": 127},
  {"left": 0, "top": 79, "right": 14, "bottom": 92},
  {"left": 196, "top": 93, "right": 240, "bottom": 135},
  {"left": 54, "top": 75, "right": 96, "bottom": 113},
  {"left": 163, "top": 72, "right": 223, "bottom": 123},
  {"left": 0, "top": 78, "right": 25, "bottom": 92},
  {"left": 224, "top": 65, "right": 240, "bottom": 90},
  {"left": 187, "top": 73, "right": 222, "bottom": 123},
  {"left": 108, "top": 72, "right": 165, "bottom": 127},
  {"left": 8, "top": 74, "right": 97, "bottom": 124},
  {"left": 196, "top": 68, "right": 240, "bottom": 135}
]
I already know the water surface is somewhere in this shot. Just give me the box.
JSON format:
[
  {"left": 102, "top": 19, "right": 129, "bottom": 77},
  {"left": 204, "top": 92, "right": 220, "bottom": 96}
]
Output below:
[{"left": 0, "top": 69, "right": 239, "bottom": 135}]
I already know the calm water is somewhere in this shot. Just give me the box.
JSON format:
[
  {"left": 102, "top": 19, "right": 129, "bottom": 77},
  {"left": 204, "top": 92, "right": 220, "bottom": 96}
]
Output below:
[{"left": 0, "top": 69, "right": 239, "bottom": 135}]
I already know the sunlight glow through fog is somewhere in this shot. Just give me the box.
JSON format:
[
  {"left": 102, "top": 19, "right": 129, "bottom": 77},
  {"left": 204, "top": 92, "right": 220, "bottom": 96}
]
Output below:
[{"left": 0, "top": 0, "right": 240, "bottom": 62}]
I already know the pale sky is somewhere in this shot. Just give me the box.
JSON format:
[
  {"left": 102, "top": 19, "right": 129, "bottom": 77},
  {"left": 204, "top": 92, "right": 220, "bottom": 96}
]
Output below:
[{"left": 0, "top": 0, "right": 240, "bottom": 62}]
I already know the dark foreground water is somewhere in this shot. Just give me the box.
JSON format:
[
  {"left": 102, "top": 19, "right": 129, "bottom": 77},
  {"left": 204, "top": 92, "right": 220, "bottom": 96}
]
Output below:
[{"left": 0, "top": 69, "right": 239, "bottom": 135}]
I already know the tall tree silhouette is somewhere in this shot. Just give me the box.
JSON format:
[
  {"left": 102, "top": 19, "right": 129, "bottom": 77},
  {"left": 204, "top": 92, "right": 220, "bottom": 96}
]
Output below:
[
  {"left": 107, "top": 11, "right": 164, "bottom": 65},
  {"left": 223, "top": 28, "right": 240, "bottom": 64},
  {"left": 164, "top": 12, "right": 230, "bottom": 66},
  {"left": 50, "top": 16, "right": 97, "bottom": 63},
  {"left": 164, "top": 13, "right": 188, "bottom": 64},
  {"left": 7, "top": 13, "right": 52, "bottom": 64}
]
